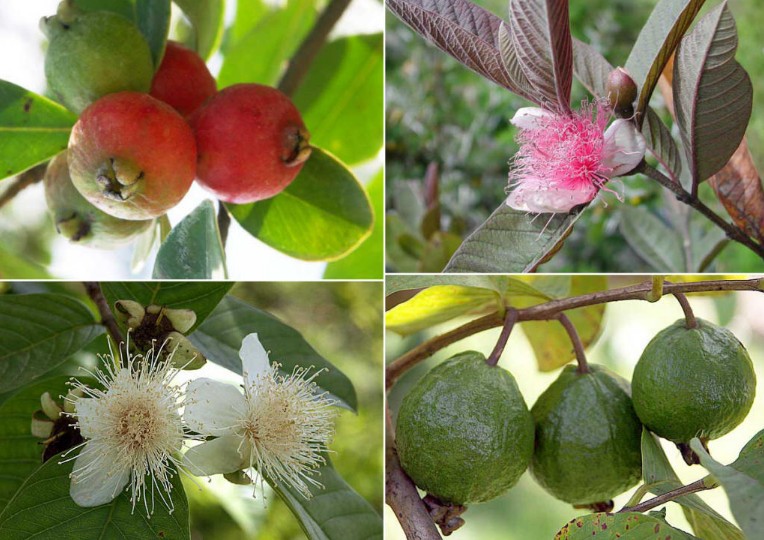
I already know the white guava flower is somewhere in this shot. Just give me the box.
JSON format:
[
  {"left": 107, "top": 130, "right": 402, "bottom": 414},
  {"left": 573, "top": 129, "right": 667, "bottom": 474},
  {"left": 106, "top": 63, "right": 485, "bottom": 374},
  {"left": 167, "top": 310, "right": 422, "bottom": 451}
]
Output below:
[
  {"left": 62, "top": 337, "right": 188, "bottom": 514},
  {"left": 183, "top": 333, "right": 336, "bottom": 499}
]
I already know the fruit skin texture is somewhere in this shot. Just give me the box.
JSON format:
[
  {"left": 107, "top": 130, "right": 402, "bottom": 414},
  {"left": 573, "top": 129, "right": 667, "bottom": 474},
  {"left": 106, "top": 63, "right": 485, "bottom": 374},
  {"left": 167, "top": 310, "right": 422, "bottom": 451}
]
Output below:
[
  {"left": 150, "top": 41, "right": 217, "bottom": 117},
  {"left": 68, "top": 92, "right": 197, "bottom": 220},
  {"left": 632, "top": 318, "right": 756, "bottom": 443},
  {"left": 189, "top": 83, "right": 312, "bottom": 203},
  {"left": 530, "top": 364, "right": 643, "bottom": 506},
  {"left": 395, "top": 351, "right": 534, "bottom": 505},
  {"left": 42, "top": 11, "right": 153, "bottom": 114},
  {"left": 44, "top": 152, "right": 152, "bottom": 248}
]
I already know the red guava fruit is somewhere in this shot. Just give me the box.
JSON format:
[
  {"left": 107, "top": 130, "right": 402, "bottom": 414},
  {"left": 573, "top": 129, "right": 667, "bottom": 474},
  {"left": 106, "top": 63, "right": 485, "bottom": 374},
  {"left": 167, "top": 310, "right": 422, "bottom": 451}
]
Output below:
[
  {"left": 68, "top": 92, "right": 197, "bottom": 220},
  {"left": 189, "top": 83, "right": 311, "bottom": 203},
  {"left": 44, "top": 152, "right": 152, "bottom": 248},
  {"left": 150, "top": 41, "right": 217, "bottom": 117}
]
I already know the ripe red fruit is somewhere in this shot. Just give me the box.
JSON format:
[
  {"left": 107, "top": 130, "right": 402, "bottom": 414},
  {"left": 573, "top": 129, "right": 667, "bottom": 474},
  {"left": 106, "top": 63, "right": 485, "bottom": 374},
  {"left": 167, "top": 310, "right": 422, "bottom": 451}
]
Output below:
[
  {"left": 189, "top": 83, "right": 311, "bottom": 203},
  {"left": 68, "top": 91, "right": 197, "bottom": 220},
  {"left": 150, "top": 41, "right": 217, "bottom": 117}
]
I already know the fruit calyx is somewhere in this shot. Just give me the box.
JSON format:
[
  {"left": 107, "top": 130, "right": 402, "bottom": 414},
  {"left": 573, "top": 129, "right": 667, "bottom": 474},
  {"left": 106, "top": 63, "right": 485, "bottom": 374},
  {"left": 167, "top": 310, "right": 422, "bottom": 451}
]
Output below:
[
  {"left": 282, "top": 125, "right": 312, "bottom": 167},
  {"left": 423, "top": 494, "right": 466, "bottom": 536},
  {"left": 95, "top": 157, "right": 144, "bottom": 201},
  {"left": 55, "top": 212, "right": 90, "bottom": 241},
  {"left": 678, "top": 438, "right": 709, "bottom": 466}
]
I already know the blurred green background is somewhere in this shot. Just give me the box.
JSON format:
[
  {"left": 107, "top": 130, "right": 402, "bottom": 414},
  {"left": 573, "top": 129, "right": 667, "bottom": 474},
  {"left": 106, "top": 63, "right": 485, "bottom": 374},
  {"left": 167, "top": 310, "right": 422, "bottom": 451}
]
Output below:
[
  {"left": 385, "top": 276, "right": 764, "bottom": 539},
  {"left": 386, "top": 0, "right": 764, "bottom": 272}
]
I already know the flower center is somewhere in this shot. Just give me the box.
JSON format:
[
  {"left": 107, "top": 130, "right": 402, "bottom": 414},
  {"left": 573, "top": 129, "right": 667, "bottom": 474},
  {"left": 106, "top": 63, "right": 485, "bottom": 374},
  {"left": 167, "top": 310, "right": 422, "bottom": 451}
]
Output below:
[{"left": 117, "top": 403, "right": 158, "bottom": 450}]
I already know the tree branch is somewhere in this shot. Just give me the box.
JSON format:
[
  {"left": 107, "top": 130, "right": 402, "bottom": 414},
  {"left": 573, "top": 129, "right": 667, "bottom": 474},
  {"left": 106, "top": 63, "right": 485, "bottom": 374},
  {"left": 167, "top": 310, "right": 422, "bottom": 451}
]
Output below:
[
  {"left": 277, "top": 0, "right": 352, "bottom": 97},
  {"left": 0, "top": 163, "right": 47, "bottom": 209},
  {"left": 557, "top": 313, "right": 589, "bottom": 374},
  {"left": 486, "top": 309, "right": 518, "bottom": 367},
  {"left": 619, "top": 478, "right": 711, "bottom": 514},
  {"left": 83, "top": 282, "right": 125, "bottom": 365}
]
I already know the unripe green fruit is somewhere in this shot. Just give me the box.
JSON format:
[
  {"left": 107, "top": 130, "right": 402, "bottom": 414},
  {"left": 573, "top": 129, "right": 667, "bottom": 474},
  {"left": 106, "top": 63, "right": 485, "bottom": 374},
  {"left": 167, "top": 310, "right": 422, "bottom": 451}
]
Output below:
[
  {"left": 530, "top": 365, "right": 643, "bottom": 507},
  {"left": 395, "top": 351, "right": 534, "bottom": 505},
  {"left": 42, "top": 8, "right": 153, "bottom": 114},
  {"left": 44, "top": 152, "right": 152, "bottom": 248},
  {"left": 632, "top": 318, "right": 756, "bottom": 443}
]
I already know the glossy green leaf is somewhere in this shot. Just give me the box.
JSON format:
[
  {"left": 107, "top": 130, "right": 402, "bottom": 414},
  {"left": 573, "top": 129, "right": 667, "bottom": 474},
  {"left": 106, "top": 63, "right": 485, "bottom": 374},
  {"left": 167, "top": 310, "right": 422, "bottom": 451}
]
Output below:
[
  {"left": 624, "top": 0, "right": 705, "bottom": 123},
  {"left": 641, "top": 430, "right": 744, "bottom": 540},
  {"left": 228, "top": 0, "right": 268, "bottom": 45},
  {"left": 620, "top": 206, "right": 685, "bottom": 271},
  {"left": 323, "top": 170, "right": 383, "bottom": 279},
  {"left": 270, "top": 457, "right": 381, "bottom": 540},
  {"left": 0, "top": 376, "right": 71, "bottom": 511},
  {"left": 445, "top": 204, "right": 582, "bottom": 273},
  {"left": 674, "top": 3, "right": 752, "bottom": 185},
  {"left": 0, "top": 294, "right": 102, "bottom": 393},
  {"left": 0, "top": 82, "right": 75, "bottom": 181},
  {"left": 153, "top": 200, "right": 228, "bottom": 279},
  {"left": 692, "top": 433, "right": 764, "bottom": 540},
  {"left": 555, "top": 512, "right": 699, "bottom": 539},
  {"left": 0, "top": 453, "right": 189, "bottom": 539},
  {"left": 294, "top": 34, "right": 383, "bottom": 166},
  {"left": 101, "top": 282, "right": 233, "bottom": 334},
  {"left": 174, "top": 0, "right": 226, "bottom": 60},
  {"left": 217, "top": 0, "right": 315, "bottom": 87},
  {"left": 228, "top": 148, "right": 373, "bottom": 261},
  {"left": 189, "top": 296, "right": 358, "bottom": 411}
]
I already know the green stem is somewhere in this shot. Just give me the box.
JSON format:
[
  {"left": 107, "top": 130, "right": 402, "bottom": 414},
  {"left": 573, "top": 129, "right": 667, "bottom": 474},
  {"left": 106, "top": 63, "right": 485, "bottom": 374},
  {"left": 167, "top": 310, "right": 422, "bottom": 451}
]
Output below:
[
  {"left": 558, "top": 313, "right": 589, "bottom": 374},
  {"left": 673, "top": 292, "right": 698, "bottom": 329}
]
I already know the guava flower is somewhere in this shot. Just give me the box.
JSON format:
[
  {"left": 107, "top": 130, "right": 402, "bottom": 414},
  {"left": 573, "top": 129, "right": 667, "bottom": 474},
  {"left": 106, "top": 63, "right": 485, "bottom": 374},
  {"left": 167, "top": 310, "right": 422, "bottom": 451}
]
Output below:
[
  {"left": 183, "top": 333, "right": 336, "bottom": 499},
  {"left": 505, "top": 100, "right": 645, "bottom": 213},
  {"left": 62, "top": 337, "right": 187, "bottom": 514}
]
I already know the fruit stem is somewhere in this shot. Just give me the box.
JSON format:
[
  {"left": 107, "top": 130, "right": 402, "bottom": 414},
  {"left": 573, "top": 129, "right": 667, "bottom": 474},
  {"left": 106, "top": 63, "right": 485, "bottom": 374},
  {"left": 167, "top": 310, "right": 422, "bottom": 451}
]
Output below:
[
  {"left": 486, "top": 309, "right": 518, "bottom": 367},
  {"left": 557, "top": 313, "right": 590, "bottom": 374},
  {"left": 618, "top": 477, "right": 713, "bottom": 514},
  {"left": 83, "top": 282, "right": 127, "bottom": 367},
  {"left": 673, "top": 292, "right": 698, "bottom": 329}
]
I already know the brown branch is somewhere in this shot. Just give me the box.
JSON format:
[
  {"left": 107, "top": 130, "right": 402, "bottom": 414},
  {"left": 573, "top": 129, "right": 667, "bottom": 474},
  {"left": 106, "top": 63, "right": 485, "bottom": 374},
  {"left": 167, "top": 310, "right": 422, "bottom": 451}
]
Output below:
[
  {"left": 385, "top": 408, "right": 441, "bottom": 540},
  {"left": 0, "top": 163, "right": 47, "bottom": 209},
  {"left": 486, "top": 309, "right": 518, "bottom": 367},
  {"left": 557, "top": 313, "right": 589, "bottom": 374},
  {"left": 83, "top": 282, "right": 126, "bottom": 365},
  {"left": 277, "top": 0, "right": 352, "bottom": 97},
  {"left": 619, "top": 478, "right": 711, "bottom": 514},
  {"left": 672, "top": 292, "right": 698, "bottom": 329},
  {"left": 385, "top": 278, "right": 763, "bottom": 389}
]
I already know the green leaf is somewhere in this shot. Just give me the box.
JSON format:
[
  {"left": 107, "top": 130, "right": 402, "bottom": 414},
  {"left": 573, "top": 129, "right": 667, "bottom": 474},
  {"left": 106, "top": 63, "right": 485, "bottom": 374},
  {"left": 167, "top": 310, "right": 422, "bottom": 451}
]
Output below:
[
  {"left": 624, "top": 0, "right": 705, "bottom": 123},
  {"left": 674, "top": 2, "right": 752, "bottom": 185},
  {"left": 271, "top": 457, "right": 381, "bottom": 540},
  {"left": 385, "top": 275, "right": 509, "bottom": 296},
  {"left": 228, "top": 0, "right": 268, "bottom": 45},
  {"left": 189, "top": 296, "right": 358, "bottom": 411},
  {"left": 294, "top": 34, "right": 383, "bottom": 166},
  {"left": 641, "top": 430, "right": 744, "bottom": 540},
  {"left": 555, "top": 512, "right": 700, "bottom": 539},
  {"left": 0, "top": 453, "right": 189, "bottom": 539},
  {"left": 174, "top": 0, "right": 226, "bottom": 60},
  {"left": 0, "top": 82, "right": 75, "bottom": 181},
  {"left": 217, "top": 0, "right": 315, "bottom": 87},
  {"left": 0, "top": 294, "right": 103, "bottom": 393},
  {"left": 101, "top": 282, "right": 233, "bottom": 334},
  {"left": 153, "top": 200, "right": 228, "bottom": 279},
  {"left": 0, "top": 244, "right": 51, "bottom": 279},
  {"left": 692, "top": 433, "right": 764, "bottom": 540},
  {"left": 228, "top": 148, "right": 373, "bottom": 261},
  {"left": 620, "top": 206, "right": 685, "bottom": 272},
  {"left": 642, "top": 107, "right": 683, "bottom": 181},
  {"left": 0, "top": 376, "right": 71, "bottom": 511},
  {"left": 445, "top": 204, "right": 582, "bottom": 273},
  {"left": 323, "top": 170, "right": 383, "bottom": 279}
]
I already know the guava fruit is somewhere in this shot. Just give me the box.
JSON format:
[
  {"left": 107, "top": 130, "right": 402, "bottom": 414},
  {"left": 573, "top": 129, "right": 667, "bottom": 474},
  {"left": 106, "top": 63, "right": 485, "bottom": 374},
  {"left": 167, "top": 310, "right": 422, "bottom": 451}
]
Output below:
[
  {"left": 530, "top": 364, "right": 643, "bottom": 507},
  {"left": 44, "top": 152, "right": 152, "bottom": 248},
  {"left": 41, "top": 5, "right": 153, "bottom": 114},
  {"left": 150, "top": 41, "right": 216, "bottom": 117},
  {"left": 632, "top": 318, "right": 756, "bottom": 444},
  {"left": 189, "top": 83, "right": 311, "bottom": 203},
  {"left": 395, "top": 351, "right": 534, "bottom": 505},
  {"left": 68, "top": 91, "right": 197, "bottom": 220}
]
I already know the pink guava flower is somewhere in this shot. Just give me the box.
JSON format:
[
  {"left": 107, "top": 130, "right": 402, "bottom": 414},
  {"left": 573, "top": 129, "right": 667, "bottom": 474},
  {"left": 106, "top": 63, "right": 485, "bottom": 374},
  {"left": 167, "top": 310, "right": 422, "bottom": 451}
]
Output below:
[{"left": 505, "top": 101, "right": 645, "bottom": 213}]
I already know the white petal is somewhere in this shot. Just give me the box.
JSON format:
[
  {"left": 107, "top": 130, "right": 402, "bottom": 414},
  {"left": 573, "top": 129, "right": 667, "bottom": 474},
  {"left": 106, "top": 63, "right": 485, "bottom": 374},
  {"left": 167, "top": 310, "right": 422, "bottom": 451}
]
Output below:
[
  {"left": 183, "top": 434, "right": 248, "bottom": 476},
  {"left": 69, "top": 443, "right": 130, "bottom": 507},
  {"left": 73, "top": 398, "right": 99, "bottom": 439},
  {"left": 240, "top": 333, "right": 272, "bottom": 387},
  {"left": 510, "top": 107, "right": 553, "bottom": 130},
  {"left": 185, "top": 378, "right": 246, "bottom": 436},
  {"left": 506, "top": 182, "right": 596, "bottom": 213},
  {"left": 602, "top": 119, "right": 646, "bottom": 177}
]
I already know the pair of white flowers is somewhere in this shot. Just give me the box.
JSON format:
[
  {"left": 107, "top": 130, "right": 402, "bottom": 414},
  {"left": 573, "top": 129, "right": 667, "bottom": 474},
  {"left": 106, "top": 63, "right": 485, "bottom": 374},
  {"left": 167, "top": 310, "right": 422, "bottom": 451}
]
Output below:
[{"left": 62, "top": 333, "right": 336, "bottom": 514}]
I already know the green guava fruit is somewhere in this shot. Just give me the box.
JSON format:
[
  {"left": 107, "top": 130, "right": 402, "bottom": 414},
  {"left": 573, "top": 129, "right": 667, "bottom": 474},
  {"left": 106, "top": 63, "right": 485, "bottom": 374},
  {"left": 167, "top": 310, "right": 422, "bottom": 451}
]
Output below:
[
  {"left": 530, "top": 364, "right": 643, "bottom": 507},
  {"left": 41, "top": 6, "right": 153, "bottom": 114},
  {"left": 632, "top": 318, "right": 756, "bottom": 444},
  {"left": 44, "top": 152, "right": 152, "bottom": 248},
  {"left": 68, "top": 91, "right": 197, "bottom": 220},
  {"left": 395, "top": 351, "right": 534, "bottom": 505}
]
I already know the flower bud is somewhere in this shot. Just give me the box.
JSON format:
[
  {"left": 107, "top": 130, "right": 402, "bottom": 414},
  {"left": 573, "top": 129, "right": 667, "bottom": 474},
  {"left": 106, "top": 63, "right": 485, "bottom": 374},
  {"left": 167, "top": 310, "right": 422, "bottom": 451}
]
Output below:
[{"left": 606, "top": 67, "right": 637, "bottom": 118}]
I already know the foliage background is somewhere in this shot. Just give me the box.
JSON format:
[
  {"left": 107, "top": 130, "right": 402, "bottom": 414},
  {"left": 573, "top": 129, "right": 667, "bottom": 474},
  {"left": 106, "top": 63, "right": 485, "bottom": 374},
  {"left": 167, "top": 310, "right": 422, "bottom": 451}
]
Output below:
[
  {"left": 385, "top": 277, "right": 764, "bottom": 539},
  {"left": 386, "top": 0, "right": 764, "bottom": 272}
]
